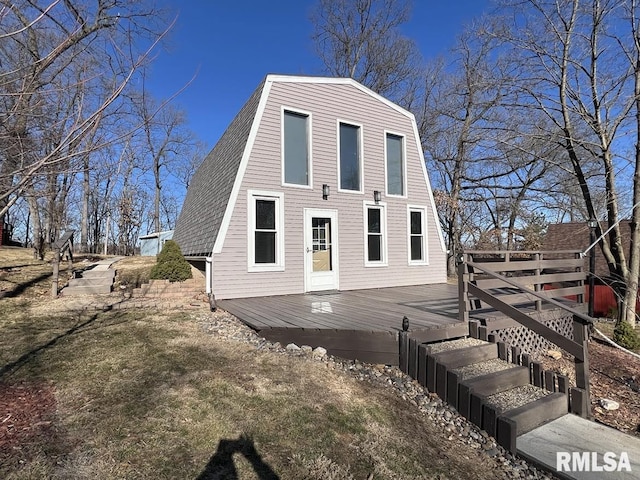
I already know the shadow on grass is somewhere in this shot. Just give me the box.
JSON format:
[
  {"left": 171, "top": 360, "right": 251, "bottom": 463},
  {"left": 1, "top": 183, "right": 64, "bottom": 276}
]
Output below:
[
  {"left": 0, "top": 313, "right": 107, "bottom": 379},
  {"left": 0, "top": 270, "right": 54, "bottom": 299},
  {"left": 197, "top": 434, "right": 279, "bottom": 480}
]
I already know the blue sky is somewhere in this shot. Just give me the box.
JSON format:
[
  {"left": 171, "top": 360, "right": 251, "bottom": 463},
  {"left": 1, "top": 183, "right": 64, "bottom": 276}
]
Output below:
[{"left": 148, "top": 1, "right": 492, "bottom": 149}]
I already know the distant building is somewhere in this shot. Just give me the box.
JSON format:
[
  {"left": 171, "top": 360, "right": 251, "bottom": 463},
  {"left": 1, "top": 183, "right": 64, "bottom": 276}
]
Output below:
[{"left": 139, "top": 230, "right": 174, "bottom": 256}]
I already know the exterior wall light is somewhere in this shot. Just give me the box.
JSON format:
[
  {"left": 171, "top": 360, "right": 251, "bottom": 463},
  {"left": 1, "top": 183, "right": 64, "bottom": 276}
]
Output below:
[
  {"left": 322, "top": 184, "right": 330, "bottom": 200},
  {"left": 373, "top": 190, "right": 381, "bottom": 204}
]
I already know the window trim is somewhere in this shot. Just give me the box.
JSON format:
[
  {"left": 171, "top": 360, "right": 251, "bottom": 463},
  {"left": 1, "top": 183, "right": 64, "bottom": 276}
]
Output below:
[
  {"left": 363, "top": 201, "right": 388, "bottom": 267},
  {"left": 407, "top": 205, "right": 429, "bottom": 265},
  {"left": 336, "top": 119, "right": 364, "bottom": 194},
  {"left": 281, "top": 107, "right": 313, "bottom": 189},
  {"left": 384, "top": 130, "right": 407, "bottom": 198},
  {"left": 247, "top": 189, "right": 285, "bottom": 272}
]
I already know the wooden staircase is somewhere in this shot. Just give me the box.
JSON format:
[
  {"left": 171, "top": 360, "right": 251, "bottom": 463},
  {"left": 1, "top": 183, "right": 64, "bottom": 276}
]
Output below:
[
  {"left": 401, "top": 330, "right": 571, "bottom": 453},
  {"left": 400, "top": 249, "right": 594, "bottom": 454}
]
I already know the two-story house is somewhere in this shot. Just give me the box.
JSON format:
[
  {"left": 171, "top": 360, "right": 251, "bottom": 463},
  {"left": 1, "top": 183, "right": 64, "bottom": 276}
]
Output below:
[{"left": 172, "top": 75, "right": 447, "bottom": 301}]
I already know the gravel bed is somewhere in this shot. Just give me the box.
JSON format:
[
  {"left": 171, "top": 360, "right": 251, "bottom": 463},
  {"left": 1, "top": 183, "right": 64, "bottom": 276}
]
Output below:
[
  {"left": 452, "top": 358, "right": 517, "bottom": 381},
  {"left": 427, "top": 337, "right": 487, "bottom": 354},
  {"left": 194, "top": 309, "right": 557, "bottom": 480},
  {"left": 485, "top": 385, "right": 551, "bottom": 413}
]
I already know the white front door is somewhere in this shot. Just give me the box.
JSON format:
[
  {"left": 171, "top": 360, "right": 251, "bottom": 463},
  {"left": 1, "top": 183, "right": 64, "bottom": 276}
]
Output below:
[{"left": 304, "top": 209, "right": 338, "bottom": 292}]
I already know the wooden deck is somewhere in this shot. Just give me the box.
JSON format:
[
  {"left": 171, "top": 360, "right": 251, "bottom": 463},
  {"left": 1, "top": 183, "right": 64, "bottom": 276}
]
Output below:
[{"left": 217, "top": 284, "right": 468, "bottom": 365}]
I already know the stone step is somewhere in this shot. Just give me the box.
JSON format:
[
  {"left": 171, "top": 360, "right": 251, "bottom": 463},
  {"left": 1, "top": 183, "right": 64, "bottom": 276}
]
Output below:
[
  {"left": 69, "top": 277, "right": 114, "bottom": 287},
  {"left": 61, "top": 284, "right": 112, "bottom": 296},
  {"left": 75, "top": 269, "right": 116, "bottom": 279}
]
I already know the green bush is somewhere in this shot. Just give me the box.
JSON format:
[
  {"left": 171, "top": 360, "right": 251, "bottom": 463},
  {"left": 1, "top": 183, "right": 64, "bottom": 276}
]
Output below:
[
  {"left": 612, "top": 320, "right": 640, "bottom": 351},
  {"left": 150, "top": 240, "right": 193, "bottom": 283}
]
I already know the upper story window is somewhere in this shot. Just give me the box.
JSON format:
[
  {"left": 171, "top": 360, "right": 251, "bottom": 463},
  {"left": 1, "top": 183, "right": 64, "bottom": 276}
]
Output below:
[
  {"left": 386, "top": 132, "right": 405, "bottom": 196},
  {"left": 338, "top": 122, "right": 362, "bottom": 192},
  {"left": 283, "top": 109, "right": 311, "bottom": 187}
]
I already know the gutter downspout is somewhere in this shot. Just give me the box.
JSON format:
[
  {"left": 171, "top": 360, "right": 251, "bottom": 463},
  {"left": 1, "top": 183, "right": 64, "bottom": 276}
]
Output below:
[{"left": 205, "top": 256, "right": 216, "bottom": 311}]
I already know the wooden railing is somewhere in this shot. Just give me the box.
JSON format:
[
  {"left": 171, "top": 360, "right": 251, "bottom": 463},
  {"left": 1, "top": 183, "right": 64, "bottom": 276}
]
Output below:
[{"left": 459, "top": 250, "right": 593, "bottom": 417}]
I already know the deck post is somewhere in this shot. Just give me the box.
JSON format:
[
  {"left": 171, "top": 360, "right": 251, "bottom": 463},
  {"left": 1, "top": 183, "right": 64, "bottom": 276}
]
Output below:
[
  {"left": 398, "top": 330, "right": 409, "bottom": 374},
  {"left": 458, "top": 258, "right": 469, "bottom": 322},
  {"left": 572, "top": 315, "right": 591, "bottom": 418}
]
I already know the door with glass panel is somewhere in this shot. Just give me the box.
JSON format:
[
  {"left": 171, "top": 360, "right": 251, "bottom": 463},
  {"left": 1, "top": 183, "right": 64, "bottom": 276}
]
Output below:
[{"left": 304, "top": 209, "right": 338, "bottom": 291}]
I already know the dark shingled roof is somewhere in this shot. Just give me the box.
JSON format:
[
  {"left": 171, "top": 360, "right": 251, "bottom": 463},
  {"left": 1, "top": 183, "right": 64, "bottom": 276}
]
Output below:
[
  {"left": 543, "top": 221, "right": 633, "bottom": 280},
  {"left": 172, "top": 79, "right": 265, "bottom": 257}
]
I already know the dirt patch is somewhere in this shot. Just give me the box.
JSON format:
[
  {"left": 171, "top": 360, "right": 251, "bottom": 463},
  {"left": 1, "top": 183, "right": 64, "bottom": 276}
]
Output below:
[
  {"left": 540, "top": 338, "right": 640, "bottom": 436},
  {"left": 0, "top": 381, "right": 61, "bottom": 467}
]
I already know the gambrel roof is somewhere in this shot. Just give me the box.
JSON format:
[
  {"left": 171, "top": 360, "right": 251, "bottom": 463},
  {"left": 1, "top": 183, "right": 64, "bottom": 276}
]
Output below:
[
  {"left": 173, "top": 74, "right": 445, "bottom": 258},
  {"left": 173, "top": 80, "right": 265, "bottom": 257}
]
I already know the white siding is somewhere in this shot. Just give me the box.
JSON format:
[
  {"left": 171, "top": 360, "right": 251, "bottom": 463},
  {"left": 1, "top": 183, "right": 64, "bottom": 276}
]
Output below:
[{"left": 213, "top": 80, "right": 446, "bottom": 299}]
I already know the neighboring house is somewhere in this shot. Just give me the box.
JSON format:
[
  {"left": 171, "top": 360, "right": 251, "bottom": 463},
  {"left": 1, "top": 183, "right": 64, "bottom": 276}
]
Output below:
[
  {"left": 172, "top": 75, "right": 447, "bottom": 300},
  {"left": 139, "top": 230, "right": 174, "bottom": 256},
  {"left": 543, "top": 221, "right": 639, "bottom": 315}
]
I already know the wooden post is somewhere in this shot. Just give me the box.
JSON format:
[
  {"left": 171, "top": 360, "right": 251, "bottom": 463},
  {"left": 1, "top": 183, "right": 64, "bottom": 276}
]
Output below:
[
  {"left": 398, "top": 331, "right": 409, "bottom": 374},
  {"left": 534, "top": 252, "right": 542, "bottom": 311},
  {"left": 573, "top": 315, "right": 591, "bottom": 418},
  {"left": 51, "top": 247, "right": 60, "bottom": 298},
  {"left": 458, "top": 258, "right": 469, "bottom": 322}
]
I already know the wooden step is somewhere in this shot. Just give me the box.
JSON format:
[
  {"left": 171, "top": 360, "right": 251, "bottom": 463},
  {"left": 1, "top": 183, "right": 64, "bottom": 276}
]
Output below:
[
  {"left": 446, "top": 358, "right": 518, "bottom": 409},
  {"left": 496, "top": 392, "right": 569, "bottom": 453},
  {"left": 426, "top": 342, "right": 498, "bottom": 392}
]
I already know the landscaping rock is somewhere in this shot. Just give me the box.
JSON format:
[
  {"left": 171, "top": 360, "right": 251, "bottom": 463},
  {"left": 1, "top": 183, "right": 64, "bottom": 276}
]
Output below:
[
  {"left": 286, "top": 343, "right": 301, "bottom": 352},
  {"left": 312, "top": 346, "right": 327, "bottom": 359},
  {"left": 546, "top": 349, "right": 562, "bottom": 360},
  {"left": 301, "top": 345, "right": 313, "bottom": 354},
  {"left": 599, "top": 398, "right": 620, "bottom": 411}
]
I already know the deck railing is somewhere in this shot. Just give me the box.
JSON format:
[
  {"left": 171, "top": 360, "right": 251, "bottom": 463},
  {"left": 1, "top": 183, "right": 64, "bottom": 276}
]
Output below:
[{"left": 458, "top": 250, "right": 593, "bottom": 417}]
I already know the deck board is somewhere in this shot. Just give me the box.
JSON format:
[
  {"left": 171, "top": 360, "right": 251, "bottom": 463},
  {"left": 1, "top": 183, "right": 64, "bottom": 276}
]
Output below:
[{"left": 217, "top": 283, "right": 467, "bottom": 364}]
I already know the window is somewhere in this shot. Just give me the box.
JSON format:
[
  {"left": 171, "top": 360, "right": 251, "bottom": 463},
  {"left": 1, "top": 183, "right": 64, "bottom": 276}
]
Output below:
[
  {"left": 339, "top": 122, "right": 362, "bottom": 191},
  {"left": 408, "top": 207, "right": 427, "bottom": 264},
  {"left": 364, "top": 203, "right": 387, "bottom": 266},
  {"left": 283, "top": 109, "right": 310, "bottom": 186},
  {"left": 386, "top": 133, "right": 405, "bottom": 196},
  {"left": 248, "top": 190, "right": 284, "bottom": 271}
]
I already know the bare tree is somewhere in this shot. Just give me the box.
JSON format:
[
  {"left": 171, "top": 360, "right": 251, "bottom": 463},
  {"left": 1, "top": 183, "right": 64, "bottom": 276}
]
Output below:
[
  {"left": 0, "top": 0, "right": 172, "bottom": 256},
  {"left": 495, "top": 0, "right": 640, "bottom": 326},
  {"left": 311, "top": 0, "right": 423, "bottom": 106}
]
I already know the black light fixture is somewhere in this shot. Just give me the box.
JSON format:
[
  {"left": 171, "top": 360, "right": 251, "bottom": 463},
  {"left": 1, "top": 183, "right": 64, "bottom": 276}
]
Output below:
[
  {"left": 402, "top": 316, "right": 409, "bottom": 332},
  {"left": 587, "top": 218, "right": 597, "bottom": 317},
  {"left": 322, "top": 184, "right": 330, "bottom": 200},
  {"left": 373, "top": 190, "right": 381, "bottom": 204}
]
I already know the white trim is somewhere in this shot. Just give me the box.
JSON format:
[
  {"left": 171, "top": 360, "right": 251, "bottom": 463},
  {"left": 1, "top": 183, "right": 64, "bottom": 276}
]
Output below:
[
  {"left": 281, "top": 106, "right": 313, "bottom": 189},
  {"left": 363, "top": 201, "right": 388, "bottom": 267},
  {"left": 212, "top": 80, "right": 274, "bottom": 255},
  {"left": 303, "top": 208, "right": 339, "bottom": 292},
  {"left": 247, "top": 189, "right": 285, "bottom": 272},
  {"left": 409, "top": 119, "right": 447, "bottom": 253},
  {"left": 384, "top": 130, "right": 407, "bottom": 198},
  {"left": 407, "top": 205, "right": 429, "bottom": 266},
  {"left": 336, "top": 119, "right": 364, "bottom": 194}
]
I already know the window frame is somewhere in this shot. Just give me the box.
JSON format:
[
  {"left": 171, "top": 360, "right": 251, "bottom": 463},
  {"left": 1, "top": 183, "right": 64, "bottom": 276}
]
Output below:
[
  {"left": 363, "top": 201, "right": 388, "bottom": 267},
  {"left": 384, "top": 130, "right": 407, "bottom": 198},
  {"left": 281, "top": 107, "right": 312, "bottom": 189},
  {"left": 247, "top": 189, "right": 285, "bottom": 272},
  {"left": 336, "top": 119, "right": 364, "bottom": 194},
  {"left": 407, "top": 205, "right": 428, "bottom": 265}
]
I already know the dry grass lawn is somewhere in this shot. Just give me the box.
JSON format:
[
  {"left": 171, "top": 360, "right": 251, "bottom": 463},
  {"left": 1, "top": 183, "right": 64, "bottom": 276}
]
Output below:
[{"left": 0, "top": 247, "right": 513, "bottom": 479}]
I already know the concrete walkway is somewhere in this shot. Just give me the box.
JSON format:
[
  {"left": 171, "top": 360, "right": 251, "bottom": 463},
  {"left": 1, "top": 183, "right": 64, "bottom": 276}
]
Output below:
[{"left": 517, "top": 414, "right": 640, "bottom": 479}]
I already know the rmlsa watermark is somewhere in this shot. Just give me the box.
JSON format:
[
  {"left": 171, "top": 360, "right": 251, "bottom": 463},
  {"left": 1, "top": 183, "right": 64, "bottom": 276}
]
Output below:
[{"left": 557, "top": 451, "right": 631, "bottom": 473}]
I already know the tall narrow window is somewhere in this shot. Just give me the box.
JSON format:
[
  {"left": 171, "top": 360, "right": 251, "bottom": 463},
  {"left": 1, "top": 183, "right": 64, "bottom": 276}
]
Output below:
[
  {"left": 408, "top": 207, "right": 427, "bottom": 263},
  {"left": 255, "top": 199, "right": 276, "bottom": 264},
  {"left": 248, "top": 190, "right": 284, "bottom": 272},
  {"left": 283, "top": 110, "right": 309, "bottom": 186},
  {"left": 365, "top": 204, "right": 386, "bottom": 265},
  {"left": 386, "top": 133, "right": 404, "bottom": 195},
  {"left": 339, "top": 122, "right": 361, "bottom": 191}
]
